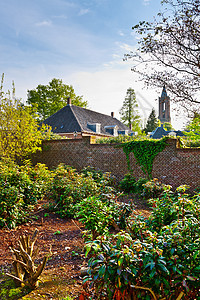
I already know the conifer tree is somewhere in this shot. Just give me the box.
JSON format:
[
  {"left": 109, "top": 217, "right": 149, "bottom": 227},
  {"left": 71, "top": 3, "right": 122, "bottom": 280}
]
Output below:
[
  {"left": 119, "top": 88, "right": 142, "bottom": 133},
  {"left": 144, "top": 108, "right": 159, "bottom": 134}
]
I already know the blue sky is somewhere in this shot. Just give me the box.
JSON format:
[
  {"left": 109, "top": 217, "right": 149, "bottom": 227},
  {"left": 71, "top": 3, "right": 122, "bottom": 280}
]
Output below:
[{"left": 0, "top": 0, "right": 185, "bottom": 129}]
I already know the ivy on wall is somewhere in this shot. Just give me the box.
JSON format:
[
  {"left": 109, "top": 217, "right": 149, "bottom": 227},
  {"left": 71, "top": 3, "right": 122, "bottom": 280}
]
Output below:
[{"left": 121, "top": 138, "right": 167, "bottom": 179}]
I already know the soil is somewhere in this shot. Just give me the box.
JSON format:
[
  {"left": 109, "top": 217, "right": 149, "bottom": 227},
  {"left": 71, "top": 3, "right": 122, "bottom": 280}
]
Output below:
[{"left": 0, "top": 196, "right": 151, "bottom": 300}]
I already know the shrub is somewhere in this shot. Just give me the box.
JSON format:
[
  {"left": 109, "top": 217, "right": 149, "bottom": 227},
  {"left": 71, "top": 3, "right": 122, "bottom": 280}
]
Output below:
[
  {"left": 95, "top": 135, "right": 138, "bottom": 144},
  {"left": 81, "top": 166, "right": 104, "bottom": 183},
  {"left": 135, "top": 177, "right": 148, "bottom": 194},
  {"left": 75, "top": 197, "right": 112, "bottom": 239},
  {"left": 119, "top": 173, "right": 136, "bottom": 193},
  {"left": 81, "top": 166, "right": 116, "bottom": 188},
  {"left": 76, "top": 197, "right": 133, "bottom": 239},
  {"left": 111, "top": 201, "right": 134, "bottom": 230},
  {"left": 50, "top": 164, "right": 121, "bottom": 218},
  {"left": 0, "top": 179, "right": 24, "bottom": 228},
  {"left": 20, "top": 161, "right": 53, "bottom": 202},
  {"left": 0, "top": 158, "right": 52, "bottom": 228},
  {"left": 148, "top": 184, "right": 199, "bottom": 230},
  {"left": 119, "top": 173, "right": 148, "bottom": 195},
  {"left": 84, "top": 232, "right": 136, "bottom": 299},
  {"left": 83, "top": 186, "right": 200, "bottom": 299},
  {"left": 182, "top": 138, "right": 200, "bottom": 148},
  {"left": 50, "top": 164, "right": 100, "bottom": 218},
  {"left": 85, "top": 223, "right": 200, "bottom": 299},
  {"left": 142, "top": 178, "right": 169, "bottom": 199}
]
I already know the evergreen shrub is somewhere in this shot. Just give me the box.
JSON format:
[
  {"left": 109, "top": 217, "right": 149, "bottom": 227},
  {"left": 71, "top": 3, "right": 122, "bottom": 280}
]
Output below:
[
  {"left": 0, "top": 159, "right": 52, "bottom": 228},
  {"left": 119, "top": 173, "right": 148, "bottom": 194},
  {"left": 50, "top": 164, "right": 120, "bottom": 218},
  {"left": 83, "top": 185, "right": 200, "bottom": 299}
]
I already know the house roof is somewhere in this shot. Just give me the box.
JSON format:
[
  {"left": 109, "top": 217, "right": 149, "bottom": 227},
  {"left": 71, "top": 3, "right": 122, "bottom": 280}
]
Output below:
[
  {"left": 150, "top": 125, "right": 169, "bottom": 139},
  {"left": 150, "top": 125, "right": 185, "bottom": 139},
  {"left": 41, "top": 104, "right": 131, "bottom": 136}
]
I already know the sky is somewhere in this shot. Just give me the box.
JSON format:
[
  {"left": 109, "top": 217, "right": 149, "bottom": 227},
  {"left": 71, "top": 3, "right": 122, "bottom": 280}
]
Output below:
[{"left": 0, "top": 0, "right": 186, "bottom": 129}]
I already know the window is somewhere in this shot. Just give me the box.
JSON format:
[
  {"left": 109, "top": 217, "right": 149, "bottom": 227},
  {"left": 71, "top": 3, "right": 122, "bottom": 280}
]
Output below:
[
  {"left": 87, "top": 123, "right": 101, "bottom": 134},
  {"left": 104, "top": 125, "right": 118, "bottom": 136}
]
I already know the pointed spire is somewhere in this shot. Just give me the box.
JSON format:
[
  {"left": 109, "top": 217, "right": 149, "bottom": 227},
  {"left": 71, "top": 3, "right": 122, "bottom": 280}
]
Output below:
[{"left": 161, "top": 85, "right": 167, "bottom": 99}]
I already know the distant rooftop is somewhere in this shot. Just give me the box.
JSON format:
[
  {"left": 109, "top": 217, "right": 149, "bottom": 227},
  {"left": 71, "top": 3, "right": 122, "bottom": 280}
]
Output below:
[{"left": 41, "top": 103, "right": 132, "bottom": 137}]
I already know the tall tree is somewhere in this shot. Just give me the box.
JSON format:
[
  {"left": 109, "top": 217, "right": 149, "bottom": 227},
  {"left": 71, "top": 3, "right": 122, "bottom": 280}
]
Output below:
[
  {"left": 119, "top": 88, "right": 142, "bottom": 133},
  {"left": 27, "top": 78, "right": 88, "bottom": 121},
  {"left": 125, "top": 0, "right": 200, "bottom": 113},
  {"left": 144, "top": 108, "right": 159, "bottom": 134},
  {"left": 0, "top": 75, "right": 49, "bottom": 160}
]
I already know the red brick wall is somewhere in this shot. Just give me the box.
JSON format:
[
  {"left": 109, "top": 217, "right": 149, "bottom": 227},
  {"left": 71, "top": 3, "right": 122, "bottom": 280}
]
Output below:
[{"left": 32, "top": 136, "right": 200, "bottom": 191}]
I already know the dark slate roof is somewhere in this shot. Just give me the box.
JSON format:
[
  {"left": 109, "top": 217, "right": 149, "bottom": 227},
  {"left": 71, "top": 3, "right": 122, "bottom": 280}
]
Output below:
[
  {"left": 175, "top": 130, "right": 185, "bottom": 137},
  {"left": 150, "top": 125, "right": 169, "bottom": 139},
  {"left": 150, "top": 125, "right": 185, "bottom": 139},
  {"left": 41, "top": 104, "right": 131, "bottom": 135}
]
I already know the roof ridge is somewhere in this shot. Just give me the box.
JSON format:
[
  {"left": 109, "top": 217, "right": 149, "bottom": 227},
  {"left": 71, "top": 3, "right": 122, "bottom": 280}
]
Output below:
[
  {"left": 71, "top": 104, "right": 116, "bottom": 119},
  {"left": 70, "top": 105, "right": 84, "bottom": 131}
]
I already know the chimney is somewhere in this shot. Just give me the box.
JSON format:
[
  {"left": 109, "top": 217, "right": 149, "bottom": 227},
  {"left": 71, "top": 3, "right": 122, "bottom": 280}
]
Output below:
[
  {"left": 111, "top": 112, "right": 114, "bottom": 118},
  {"left": 67, "top": 97, "right": 71, "bottom": 105}
]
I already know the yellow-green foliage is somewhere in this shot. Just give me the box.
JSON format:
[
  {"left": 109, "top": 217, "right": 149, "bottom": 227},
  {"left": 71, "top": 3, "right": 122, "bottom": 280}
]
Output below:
[
  {"left": 0, "top": 75, "right": 50, "bottom": 160},
  {"left": 183, "top": 113, "right": 200, "bottom": 147}
]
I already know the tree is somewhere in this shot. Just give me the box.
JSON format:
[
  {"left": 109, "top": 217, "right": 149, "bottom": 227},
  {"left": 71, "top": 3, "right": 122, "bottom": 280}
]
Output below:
[
  {"left": 0, "top": 75, "right": 49, "bottom": 160},
  {"left": 143, "top": 108, "right": 159, "bottom": 134},
  {"left": 163, "top": 122, "right": 174, "bottom": 131},
  {"left": 119, "top": 88, "right": 142, "bottom": 133},
  {"left": 184, "top": 112, "right": 200, "bottom": 142},
  {"left": 27, "top": 78, "right": 88, "bottom": 121},
  {"left": 125, "top": 0, "right": 200, "bottom": 113}
]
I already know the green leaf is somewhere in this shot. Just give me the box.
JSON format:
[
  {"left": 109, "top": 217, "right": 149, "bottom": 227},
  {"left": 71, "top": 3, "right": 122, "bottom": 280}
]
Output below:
[
  {"left": 145, "top": 261, "right": 155, "bottom": 270},
  {"left": 91, "top": 259, "right": 103, "bottom": 266},
  {"left": 98, "top": 265, "right": 106, "bottom": 277},
  {"left": 157, "top": 263, "right": 170, "bottom": 275},
  {"left": 186, "top": 276, "right": 196, "bottom": 281},
  {"left": 118, "top": 257, "right": 124, "bottom": 267}
]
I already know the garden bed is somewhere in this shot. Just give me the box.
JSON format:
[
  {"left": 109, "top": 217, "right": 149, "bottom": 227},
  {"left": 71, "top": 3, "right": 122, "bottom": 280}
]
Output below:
[{"left": 0, "top": 197, "right": 150, "bottom": 299}]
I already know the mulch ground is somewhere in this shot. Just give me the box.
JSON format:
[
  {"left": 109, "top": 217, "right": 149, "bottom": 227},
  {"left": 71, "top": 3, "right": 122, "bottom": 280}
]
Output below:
[{"left": 0, "top": 196, "right": 151, "bottom": 300}]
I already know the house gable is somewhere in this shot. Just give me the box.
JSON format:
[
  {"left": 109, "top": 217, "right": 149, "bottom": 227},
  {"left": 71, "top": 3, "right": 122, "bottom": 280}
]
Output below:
[{"left": 41, "top": 105, "right": 82, "bottom": 133}]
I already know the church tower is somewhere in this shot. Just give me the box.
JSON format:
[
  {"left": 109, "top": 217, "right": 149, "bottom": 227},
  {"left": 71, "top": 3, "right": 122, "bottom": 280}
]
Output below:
[{"left": 158, "top": 86, "right": 171, "bottom": 123}]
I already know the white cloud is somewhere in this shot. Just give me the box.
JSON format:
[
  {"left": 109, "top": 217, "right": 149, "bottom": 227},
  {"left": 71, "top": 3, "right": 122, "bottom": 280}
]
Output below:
[
  {"left": 78, "top": 8, "right": 90, "bottom": 16},
  {"left": 112, "top": 54, "right": 121, "bottom": 59},
  {"left": 118, "top": 43, "right": 134, "bottom": 52},
  {"left": 52, "top": 15, "right": 68, "bottom": 20},
  {"left": 143, "top": 0, "right": 150, "bottom": 6},
  {"left": 118, "top": 30, "right": 124, "bottom": 36},
  {"left": 35, "top": 20, "right": 52, "bottom": 27}
]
